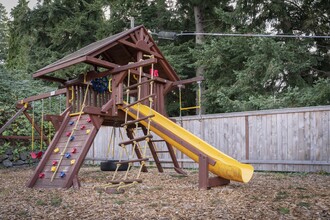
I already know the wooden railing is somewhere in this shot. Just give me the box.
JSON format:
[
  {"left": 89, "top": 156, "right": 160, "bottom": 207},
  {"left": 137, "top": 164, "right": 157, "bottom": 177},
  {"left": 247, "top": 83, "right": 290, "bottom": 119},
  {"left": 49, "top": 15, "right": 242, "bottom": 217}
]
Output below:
[{"left": 69, "top": 84, "right": 112, "bottom": 113}]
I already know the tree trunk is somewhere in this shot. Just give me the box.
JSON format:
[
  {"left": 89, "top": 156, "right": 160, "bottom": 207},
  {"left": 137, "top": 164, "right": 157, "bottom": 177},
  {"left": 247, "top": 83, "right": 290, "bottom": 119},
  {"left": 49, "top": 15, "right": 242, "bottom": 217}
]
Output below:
[{"left": 194, "top": 5, "right": 205, "bottom": 114}]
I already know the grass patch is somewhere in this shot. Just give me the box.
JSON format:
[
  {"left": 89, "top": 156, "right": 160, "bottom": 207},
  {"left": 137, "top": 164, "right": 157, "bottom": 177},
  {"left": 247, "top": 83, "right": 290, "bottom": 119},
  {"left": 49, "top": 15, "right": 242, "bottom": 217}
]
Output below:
[
  {"left": 316, "top": 170, "right": 329, "bottom": 176},
  {"left": 17, "top": 210, "right": 29, "bottom": 217},
  {"left": 36, "top": 199, "right": 47, "bottom": 206},
  {"left": 278, "top": 207, "right": 290, "bottom": 214},
  {"left": 274, "top": 191, "right": 289, "bottom": 201},
  {"left": 150, "top": 186, "right": 163, "bottom": 191},
  {"left": 169, "top": 174, "right": 187, "bottom": 179},
  {"left": 251, "top": 195, "right": 260, "bottom": 201},
  {"left": 114, "top": 200, "right": 125, "bottom": 205},
  {"left": 298, "top": 202, "right": 310, "bottom": 207},
  {"left": 299, "top": 194, "right": 311, "bottom": 199},
  {"left": 50, "top": 196, "right": 62, "bottom": 207},
  {"left": 296, "top": 187, "right": 307, "bottom": 191}
]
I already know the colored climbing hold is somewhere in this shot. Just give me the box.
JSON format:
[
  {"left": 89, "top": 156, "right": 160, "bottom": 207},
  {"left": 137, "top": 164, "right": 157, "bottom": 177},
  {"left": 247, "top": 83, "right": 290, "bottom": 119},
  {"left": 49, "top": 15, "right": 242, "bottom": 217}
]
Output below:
[
  {"left": 70, "top": 159, "right": 76, "bottom": 165},
  {"left": 52, "top": 160, "right": 58, "bottom": 166},
  {"left": 69, "top": 121, "right": 74, "bottom": 125},
  {"left": 70, "top": 136, "right": 75, "bottom": 141},
  {"left": 39, "top": 173, "right": 45, "bottom": 179},
  {"left": 71, "top": 147, "right": 77, "bottom": 154},
  {"left": 86, "top": 118, "right": 92, "bottom": 123},
  {"left": 80, "top": 125, "right": 86, "bottom": 130},
  {"left": 66, "top": 132, "right": 71, "bottom": 137},
  {"left": 59, "top": 171, "right": 66, "bottom": 178},
  {"left": 65, "top": 153, "right": 71, "bottom": 159},
  {"left": 51, "top": 166, "right": 57, "bottom": 172},
  {"left": 86, "top": 129, "right": 91, "bottom": 134},
  {"left": 54, "top": 148, "right": 60, "bottom": 153}
]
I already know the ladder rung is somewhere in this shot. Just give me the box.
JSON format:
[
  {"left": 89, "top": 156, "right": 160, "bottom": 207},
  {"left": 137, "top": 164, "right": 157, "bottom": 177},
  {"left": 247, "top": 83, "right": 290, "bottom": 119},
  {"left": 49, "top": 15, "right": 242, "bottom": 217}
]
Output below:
[
  {"left": 108, "top": 179, "right": 143, "bottom": 184},
  {"left": 125, "top": 79, "right": 155, "bottom": 90},
  {"left": 121, "top": 115, "right": 154, "bottom": 127},
  {"left": 155, "top": 151, "right": 169, "bottom": 153},
  {"left": 118, "top": 134, "right": 153, "bottom": 146},
  {"left": 123, "top": 94, "right": 155, "bottom": 108},
  {"left": 151, "top": 140, "right": 165, "bottom": 143},
  {"left": 116, "top": 158, "right": 149, "bottom": 164}
]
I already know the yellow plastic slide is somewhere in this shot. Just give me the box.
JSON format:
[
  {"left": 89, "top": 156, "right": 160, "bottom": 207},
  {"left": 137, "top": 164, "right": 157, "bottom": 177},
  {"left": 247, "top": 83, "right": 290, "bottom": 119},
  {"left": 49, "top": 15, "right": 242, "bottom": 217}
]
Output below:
[{"left": 123, "top": 103, "right": 254, "bottom": 183}]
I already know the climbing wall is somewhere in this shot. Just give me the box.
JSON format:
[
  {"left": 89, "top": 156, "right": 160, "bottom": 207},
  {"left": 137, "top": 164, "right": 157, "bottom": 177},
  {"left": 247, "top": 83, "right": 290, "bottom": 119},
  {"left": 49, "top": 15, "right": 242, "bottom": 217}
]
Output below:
[{"left": 27, "top": 114, "right": 97, "bottom": 188}]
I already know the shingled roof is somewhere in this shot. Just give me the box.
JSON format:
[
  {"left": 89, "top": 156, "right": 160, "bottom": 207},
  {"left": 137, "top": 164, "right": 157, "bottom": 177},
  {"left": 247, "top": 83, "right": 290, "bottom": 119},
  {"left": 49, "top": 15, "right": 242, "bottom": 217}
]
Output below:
[{"left": 33, "top": 25, "right": 180, "bottom": 82}]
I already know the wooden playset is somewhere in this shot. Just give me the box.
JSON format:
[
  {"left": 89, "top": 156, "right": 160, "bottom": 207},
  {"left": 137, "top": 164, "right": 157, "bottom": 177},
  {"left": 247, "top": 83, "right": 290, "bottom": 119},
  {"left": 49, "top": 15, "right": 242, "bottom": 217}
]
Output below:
[{"left": 0, "top": 26, "right": 254, "bottom": 190}]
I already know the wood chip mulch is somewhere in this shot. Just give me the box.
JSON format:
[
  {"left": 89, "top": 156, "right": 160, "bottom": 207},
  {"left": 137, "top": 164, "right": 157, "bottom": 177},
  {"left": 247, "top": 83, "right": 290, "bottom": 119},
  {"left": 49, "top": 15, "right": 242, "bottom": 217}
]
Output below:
[{"left": 0, "top": 166, "right": 329, "bottom": 219}]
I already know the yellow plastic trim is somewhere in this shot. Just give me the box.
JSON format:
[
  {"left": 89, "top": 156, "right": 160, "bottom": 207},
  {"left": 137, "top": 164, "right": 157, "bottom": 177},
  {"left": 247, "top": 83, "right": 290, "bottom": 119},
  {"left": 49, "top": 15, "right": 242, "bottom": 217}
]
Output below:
[
  {"left": 69, "top": 86, "right": 74, "bottom": 103},
  {"left": 180, "top": 106, "right": 200, "bottom": 111},
  {"left": 108, "top": 78, "right": 112, "bottom": 92},
  {"left": 69, "top": 112, "right": 84, "bottom": 117}
]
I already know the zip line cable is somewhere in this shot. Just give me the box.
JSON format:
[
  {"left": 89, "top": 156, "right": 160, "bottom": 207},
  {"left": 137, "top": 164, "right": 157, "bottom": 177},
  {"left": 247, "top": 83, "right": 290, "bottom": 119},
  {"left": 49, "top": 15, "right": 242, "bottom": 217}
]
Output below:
[{"left": 155, "top": 31, "right": 330, "bottom": 40}]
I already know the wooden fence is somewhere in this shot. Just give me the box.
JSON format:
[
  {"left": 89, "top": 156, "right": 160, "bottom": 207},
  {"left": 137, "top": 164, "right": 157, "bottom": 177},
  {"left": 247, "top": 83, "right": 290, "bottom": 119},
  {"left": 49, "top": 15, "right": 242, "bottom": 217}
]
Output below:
[{"left": 86, "top": 105, "right": 330, "bottom": 172}]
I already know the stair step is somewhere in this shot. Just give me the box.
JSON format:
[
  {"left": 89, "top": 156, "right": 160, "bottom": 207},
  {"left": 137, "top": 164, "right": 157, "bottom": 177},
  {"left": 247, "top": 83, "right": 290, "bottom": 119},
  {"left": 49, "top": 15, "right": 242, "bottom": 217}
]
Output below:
[
  {"left": 107, "top": 179, "right": 143, "bottom": 184},
  {"left": 121, "top": 115, "right": 154, "bottom": 127},
  {"left": 122, "top": 94, "right": 155, "bottom": 108},
  {"left": 125, "top": 79, "right": 155, "bottom": 90},
  {"left": 155, "top": 151, "right": 169, "bottom": 153},
  {"left": 118, "top": 134, "right": 152, "bottom": 146},
  {"left": 116, "top": 158, "right": 149, "bottom": 164}
]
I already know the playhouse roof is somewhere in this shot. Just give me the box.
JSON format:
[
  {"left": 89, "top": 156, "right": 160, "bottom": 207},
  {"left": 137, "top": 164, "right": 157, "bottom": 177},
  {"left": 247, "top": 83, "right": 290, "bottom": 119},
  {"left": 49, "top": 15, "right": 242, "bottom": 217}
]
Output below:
[{"left": 33, "top": 25, "right": 180, "bottom": 83}]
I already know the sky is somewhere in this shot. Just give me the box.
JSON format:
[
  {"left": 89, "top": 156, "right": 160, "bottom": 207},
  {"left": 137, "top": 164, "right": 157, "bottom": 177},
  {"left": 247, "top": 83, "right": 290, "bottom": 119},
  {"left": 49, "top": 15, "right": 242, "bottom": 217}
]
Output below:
[{"left": 2, "top": 0, "right": 38, "bottom": 14}]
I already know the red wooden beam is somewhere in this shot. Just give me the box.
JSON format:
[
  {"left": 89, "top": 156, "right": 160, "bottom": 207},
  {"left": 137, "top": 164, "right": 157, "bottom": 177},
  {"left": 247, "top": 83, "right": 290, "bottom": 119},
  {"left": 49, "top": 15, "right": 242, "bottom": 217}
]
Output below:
[
  {"left": 18, "top": 88, "right": 67, "bottom": 104},
  {"left": 0, "top": 135, "right": 47, "bottom": 140},
  {"left": 85, "top": 56, "right": 119, "bottom": 69},
  {"left": 39, "top": 75, "right": 66, "bottom": 84},
  {"left": 33, "top": 56, "right": 87, "bottom": 78},
  {"left": 0, "top": 106, "right": 26, "bottom": 134},
  {"left": 172, "top": 76, "right": 204, "bottom": 86},
  {"left": 87, "top": 58, "right": 158, "bottom": 80}
]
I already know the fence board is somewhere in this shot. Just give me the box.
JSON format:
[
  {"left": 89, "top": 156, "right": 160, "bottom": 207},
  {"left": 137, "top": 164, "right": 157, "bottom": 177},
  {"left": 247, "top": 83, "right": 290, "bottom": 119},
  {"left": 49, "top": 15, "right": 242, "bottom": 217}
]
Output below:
[{"left": 87, "top": 105, "right": 330, "bottom": 172}]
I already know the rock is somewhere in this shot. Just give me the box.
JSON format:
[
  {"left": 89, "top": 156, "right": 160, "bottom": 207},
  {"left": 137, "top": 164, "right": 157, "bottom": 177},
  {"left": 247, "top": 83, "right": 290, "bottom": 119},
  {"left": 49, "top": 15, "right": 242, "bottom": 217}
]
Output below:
[
  {"left": 2, "top": 159, "right": 13, "bottom": 167},
  {"left": 8, "top": 155, "right": 13, "bottom": 161},
  {"left": 19, "top": 152, "right": 28, "bottom": 161},
  {"left": 13, "top": 160, "right": 25, "bottom": 166},
  {"left": 0, "top": 154, "right": 9, "bottom": 163},
  {"left": 5, "top": 149, "right": 13, "bottom": 155}
]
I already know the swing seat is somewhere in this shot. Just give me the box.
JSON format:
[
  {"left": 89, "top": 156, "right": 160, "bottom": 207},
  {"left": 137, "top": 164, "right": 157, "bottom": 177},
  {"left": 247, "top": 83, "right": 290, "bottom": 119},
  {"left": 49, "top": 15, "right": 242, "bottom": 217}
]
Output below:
[{"left": 30, "top": 151, "right": 43, "bottom": 159}]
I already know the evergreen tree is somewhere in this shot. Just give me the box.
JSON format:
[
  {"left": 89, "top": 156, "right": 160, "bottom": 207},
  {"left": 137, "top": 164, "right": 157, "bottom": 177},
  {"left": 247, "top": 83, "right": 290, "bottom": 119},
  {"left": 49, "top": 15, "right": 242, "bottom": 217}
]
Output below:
[
  {"left": 0, "top": 3, "right": 8, "bottom": 63},
  {"left": 195, "top": 0, "right": 330, "bottom": 113},
  {"left": 6, "top": 0, "right": 31, "bottom": 74}
]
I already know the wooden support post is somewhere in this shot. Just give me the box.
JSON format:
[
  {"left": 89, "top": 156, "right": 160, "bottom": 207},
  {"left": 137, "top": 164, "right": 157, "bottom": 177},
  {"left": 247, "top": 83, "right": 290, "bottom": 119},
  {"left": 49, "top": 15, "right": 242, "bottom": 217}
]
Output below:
[
  {"left": 72, "top": 175, "right": 81, "bottom": 189},
  {"left": 0, "top": 106, "right": 26, "bottom": 134},
  {"left": 165, "top": 142, "right": 187, "bottom": 175},
  {"left": 44, "top": 114, "right": 65, "bottom": 131},
  {"left": 141, "top": 126, "right": 164, "bottom": 173},
  {"left": 198, "top": 153, "right": 230, "bottom": 190},
  {"left": 199, "top": 153, "right": 209, "bottom": 190},
  {"left": 141, "top": 77, "right": 149, "bottom": 105},
  {"left": 111, "top": 73, "right": 124, "bottom": 116}
]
